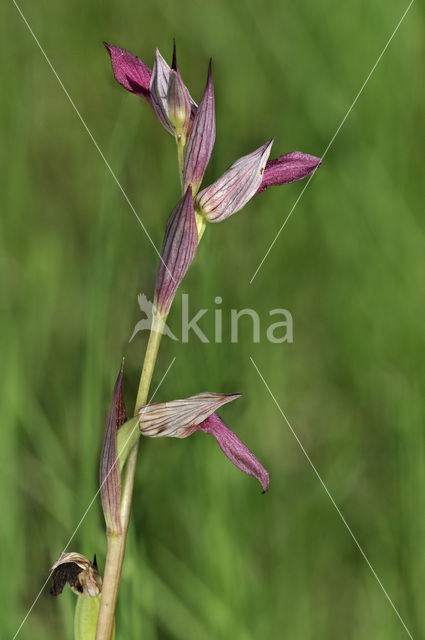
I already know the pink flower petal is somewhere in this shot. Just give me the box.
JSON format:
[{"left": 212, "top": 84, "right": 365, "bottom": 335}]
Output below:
[
  {"left": 104, "top": 43, "right": 151, "bottom": 100},
  {"left": 257, "top": 151, "right": 322, "bottom": 193},
  {"left": 199, "top": 414, "right": 270, "bottom": 492}
]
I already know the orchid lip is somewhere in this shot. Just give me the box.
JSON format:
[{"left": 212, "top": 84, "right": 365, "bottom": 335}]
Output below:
[
  {"left": 104, "top": 43, "right": 152, "bottom": 99},
  {"left": 257, "top": 151, "right": 322, "bottom": 193}
]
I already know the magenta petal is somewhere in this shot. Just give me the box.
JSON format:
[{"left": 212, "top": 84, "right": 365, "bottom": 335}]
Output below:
[
  {"left": 183, "top": 61, "right": 216, "bottom": 195},
  {"left": 257, "top": 152, "right": 322, "bottom": 193},
  {"left": 154, "top": 188, "right": 198, "bottom": 315},
  {"left": 199, "top": 414, "right": 270, "bottom": 492},
  {"left": 99, "top": 361, "right": 127, "bottom": 535},
  {"left": 104, "top": 43, "right": 152, "bottom": 100}
]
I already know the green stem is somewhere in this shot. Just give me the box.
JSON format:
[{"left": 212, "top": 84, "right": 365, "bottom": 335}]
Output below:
[
  {"left": 95, "top": 313, "right": 166, "bottom": 640},
  {"left": 177, "top": 136, "right": 185, "bottom": 191},
  {"left": 134, "top": 314, "right": 166, "bottom": 413}
]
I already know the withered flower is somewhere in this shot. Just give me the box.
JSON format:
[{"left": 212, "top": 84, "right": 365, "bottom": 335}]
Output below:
[{"left": 50, "top": 552, "right": 102, "bottom": 598}]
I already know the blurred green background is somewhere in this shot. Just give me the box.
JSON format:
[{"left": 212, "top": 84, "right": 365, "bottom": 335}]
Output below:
[{"left": 1, "top": 0, "right": 424, "bottom": 638}]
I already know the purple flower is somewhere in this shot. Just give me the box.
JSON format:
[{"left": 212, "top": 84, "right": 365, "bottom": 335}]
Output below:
[
  {"left": 99, "top": 361, "right": 127, "bottom": 535},
  {"left": 154, "top": 187, "right": 199, "bottom": 316},
  {"left": 196, "top": 140, "right": 322, "bottom": 222},
  {"left": 105, "top": 42, "right": 322, "bottom": 223},
  {"left": 105, "top": 43, "right": 196, "bottom": 137},
  {"left": 138, "top": 392, "right": 269, "bottom": 492}
]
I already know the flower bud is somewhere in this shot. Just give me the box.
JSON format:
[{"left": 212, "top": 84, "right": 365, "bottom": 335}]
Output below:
[
  {"left": 150, "top": 48, "right": 196, "bottom": 137},
  {"left": 167, "top": 69, "right": 191, "bottom": 139}
]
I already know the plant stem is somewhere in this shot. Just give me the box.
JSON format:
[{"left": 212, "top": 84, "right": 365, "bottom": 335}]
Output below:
[
  {"left": 96, "top": 135, "right": 183, "bottom": 640},
  {"left": 95, "top": 313, "right": 166, "bottom": 640},
  {"left": 177, "top": 136, "right": 185, "bottom": 190},
  {"left": 134, "top": 313, "right": 166, "bottom": 413}
]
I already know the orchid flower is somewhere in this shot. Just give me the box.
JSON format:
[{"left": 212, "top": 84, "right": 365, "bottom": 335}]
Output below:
[
  {"left": 195, "top": 140, "right": 322, "bottom": 222},
  {"left": 105, "top": 43, "right": 196, "bottom": 139},
  {"left": 137, "top": 392, "right": 270, "bottom": 492},
  {"left": 105, "top": 43, "right": 320, "bottom": 225}
]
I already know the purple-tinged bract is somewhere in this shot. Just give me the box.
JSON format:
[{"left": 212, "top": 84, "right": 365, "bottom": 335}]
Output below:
[
  {"left": 154, "top": 187, "right": 198, "bottom": 315},
  {"left": 99, "top": 361, "right": 127, "bottom": 535},
  {"left": 183, "top": 61, "right": 216, "bottom": 195}
]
